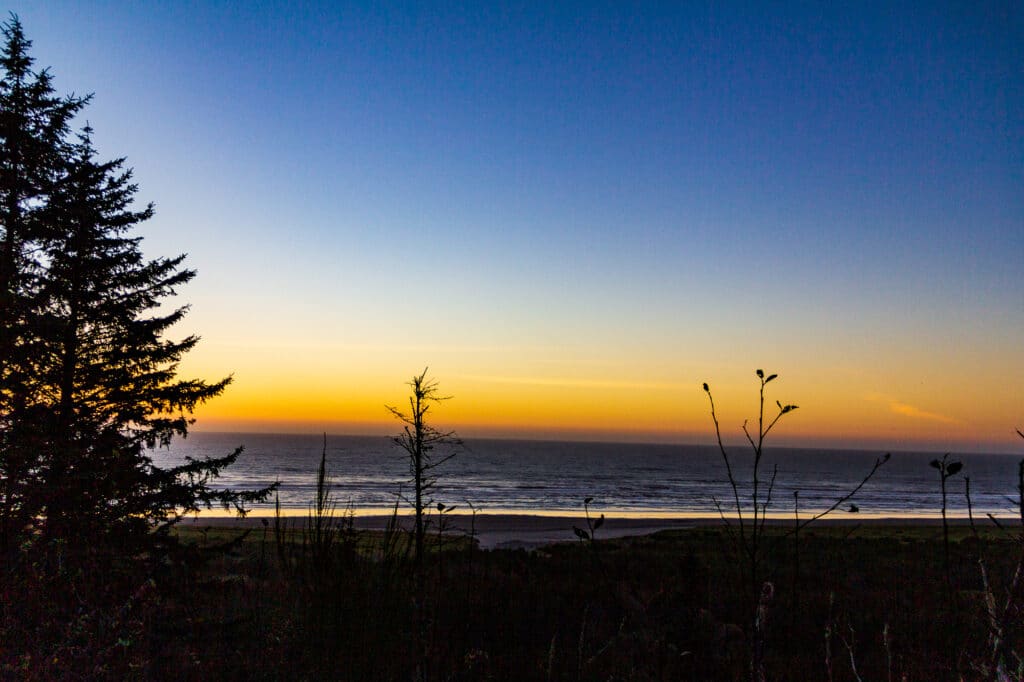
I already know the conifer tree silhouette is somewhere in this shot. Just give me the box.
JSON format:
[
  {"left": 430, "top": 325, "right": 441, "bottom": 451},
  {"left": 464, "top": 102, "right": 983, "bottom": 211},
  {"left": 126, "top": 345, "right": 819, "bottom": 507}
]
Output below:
[
  {"left": 0, "top": 15, "right": 86, "bottom": 551},
  {"left": 0, "top": 16, "right": 272, "bottom": 556}
]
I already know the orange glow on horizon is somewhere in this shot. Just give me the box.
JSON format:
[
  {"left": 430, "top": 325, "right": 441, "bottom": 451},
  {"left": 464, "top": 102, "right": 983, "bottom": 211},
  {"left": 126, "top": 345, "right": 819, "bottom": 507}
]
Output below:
[
  {"left": 182, "top": 358, "right": 1023, "bottom": 453},
  {"left": 171, "top": 329, "right": 1024, "bottom": 454}
]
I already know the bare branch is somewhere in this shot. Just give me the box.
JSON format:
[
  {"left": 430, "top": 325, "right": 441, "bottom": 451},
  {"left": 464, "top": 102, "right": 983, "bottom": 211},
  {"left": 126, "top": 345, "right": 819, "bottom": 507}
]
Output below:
[
  {"left": 743, "top": 419, "right": 758, "bottom": 452},
  {"left": 705, "top": 384, "right": 746, "bottom": 543},
  {"left": 761, "top": 405, "right": 797, "bottom": 441},
  {"left": 790, "top": 454, "right": 890, "bottom": 534},
  {"left": 760, "top": 463, "right": 779, "bottom": 536}
]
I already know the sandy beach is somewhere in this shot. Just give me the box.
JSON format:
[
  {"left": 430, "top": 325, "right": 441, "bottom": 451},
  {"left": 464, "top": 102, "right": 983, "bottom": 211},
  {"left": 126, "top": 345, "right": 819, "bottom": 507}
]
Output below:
[{"left": 176, "top": 512, "right": 966, "bottom": 550}]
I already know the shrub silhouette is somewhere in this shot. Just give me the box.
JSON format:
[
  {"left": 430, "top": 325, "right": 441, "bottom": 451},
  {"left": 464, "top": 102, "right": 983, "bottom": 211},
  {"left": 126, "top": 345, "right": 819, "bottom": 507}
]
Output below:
[
  {"left": 387, "top": 368, "right": 462, "bottom": 567},
  {"left": 930, "top": 453, "right": 963, "bottom": 584},
  {"left": 703, "top": 369, "right": 888, "bottom": 681}
]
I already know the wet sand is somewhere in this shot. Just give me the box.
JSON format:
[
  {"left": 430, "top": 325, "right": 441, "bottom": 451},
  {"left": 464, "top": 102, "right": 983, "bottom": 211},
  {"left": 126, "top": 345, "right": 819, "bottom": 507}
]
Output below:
[{"left": 176, "top": 512, "right": 969, "bottom": 550}]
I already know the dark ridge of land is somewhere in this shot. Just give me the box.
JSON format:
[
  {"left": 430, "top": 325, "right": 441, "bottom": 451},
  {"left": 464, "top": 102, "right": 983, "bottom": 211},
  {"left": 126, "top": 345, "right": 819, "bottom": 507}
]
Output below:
[{"left": 8, "top": 515, "right": 1023, "bottom": 680}]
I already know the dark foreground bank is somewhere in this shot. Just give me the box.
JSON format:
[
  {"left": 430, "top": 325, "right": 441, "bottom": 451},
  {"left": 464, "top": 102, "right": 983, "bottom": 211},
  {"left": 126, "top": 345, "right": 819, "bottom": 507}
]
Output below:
[{"left": 5, "top": 518, "right": 1021, "bottom": 681}]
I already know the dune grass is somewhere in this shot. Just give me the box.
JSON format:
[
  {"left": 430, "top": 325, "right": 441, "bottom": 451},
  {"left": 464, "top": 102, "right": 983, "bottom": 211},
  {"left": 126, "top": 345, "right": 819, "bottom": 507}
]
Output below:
[{"left": 74, "top": 517, "right": 1006, "bottom": 681}]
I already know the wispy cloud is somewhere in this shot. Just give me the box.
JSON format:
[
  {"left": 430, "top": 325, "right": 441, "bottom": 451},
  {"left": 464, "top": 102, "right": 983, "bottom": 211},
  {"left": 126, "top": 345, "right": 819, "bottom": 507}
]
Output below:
[
  {"left": 460, "top": 375, "right": 685, "bottom": 391},
  {"left": 865, "top": 393, "right": 960, "bottom": 425},
  {"left": 210, "top": 341, "right": 540, "bottom": 354}
]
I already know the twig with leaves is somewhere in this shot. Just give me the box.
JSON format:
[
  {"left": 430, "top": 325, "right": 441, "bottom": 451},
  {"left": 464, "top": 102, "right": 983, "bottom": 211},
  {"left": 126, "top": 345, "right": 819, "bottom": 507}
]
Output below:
[
  {"left": 703, "top": 370, "right": 795, "bottom": 680},
  {"left": 703, "top": 369, "right": 889, "bottom": 682},
  {"left": 573, "top": 497, "right": 605, "bottom": 545},
  {"left": 704, "top": 374, "right": 793, "bottom": 588},
  {"left": 930, "top": 453, "right": 963, "bottom": 586}
]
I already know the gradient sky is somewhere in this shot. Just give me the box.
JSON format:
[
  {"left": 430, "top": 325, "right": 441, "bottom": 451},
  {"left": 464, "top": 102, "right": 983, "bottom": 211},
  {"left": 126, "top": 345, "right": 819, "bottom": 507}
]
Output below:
[{"left": 15, "top": 1, "right": 1023, "bottom": 451}]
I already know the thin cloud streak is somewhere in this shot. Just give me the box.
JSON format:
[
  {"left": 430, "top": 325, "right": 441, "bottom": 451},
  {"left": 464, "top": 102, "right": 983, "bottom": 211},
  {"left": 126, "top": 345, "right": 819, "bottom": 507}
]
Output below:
[
  {"left": 864, "top": 393, "right": 961, "bottom": 425},
  {"left": 888, "top": 401, "right": 960, "bottom": 425},
  {"left": 206, "top": 341, "right": 551, "bottom": 354}
]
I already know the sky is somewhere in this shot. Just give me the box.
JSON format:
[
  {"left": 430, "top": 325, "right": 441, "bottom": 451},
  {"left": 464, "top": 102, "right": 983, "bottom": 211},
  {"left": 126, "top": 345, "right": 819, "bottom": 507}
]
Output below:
[{"left": 13, "top": 1, "right": 1023, "bottom": 452}]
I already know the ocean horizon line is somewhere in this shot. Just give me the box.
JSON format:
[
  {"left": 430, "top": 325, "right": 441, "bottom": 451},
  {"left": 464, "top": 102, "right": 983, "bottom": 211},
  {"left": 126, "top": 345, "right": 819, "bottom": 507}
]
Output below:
[{"left": 181, "top": 507, "right": 1013, "bottom": 523}]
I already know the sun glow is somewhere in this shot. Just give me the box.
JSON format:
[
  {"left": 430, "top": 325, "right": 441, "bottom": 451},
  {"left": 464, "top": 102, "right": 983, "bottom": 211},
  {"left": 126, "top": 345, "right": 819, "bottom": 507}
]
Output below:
[{"left": 182, "top": 339, "right": 1023, "bottom": 452}]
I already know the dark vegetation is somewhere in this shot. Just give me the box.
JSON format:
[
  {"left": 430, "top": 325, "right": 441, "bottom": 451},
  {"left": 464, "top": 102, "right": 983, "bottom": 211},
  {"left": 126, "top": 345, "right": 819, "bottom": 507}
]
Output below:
[
  {"left": 2, "top": 17, "right": 1023, "bottom": 681},
  {"left": 11, "top": 502, "right": 1022, "bottom": 680},
  {"left": 387, "top": 368, "right": 462, "bottom": 567}
]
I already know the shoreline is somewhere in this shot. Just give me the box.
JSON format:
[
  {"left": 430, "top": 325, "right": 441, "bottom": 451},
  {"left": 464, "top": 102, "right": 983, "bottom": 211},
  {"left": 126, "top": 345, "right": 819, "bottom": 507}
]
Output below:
[{"left": 177, "top": 512, "right": 1002, "bottom": 550}]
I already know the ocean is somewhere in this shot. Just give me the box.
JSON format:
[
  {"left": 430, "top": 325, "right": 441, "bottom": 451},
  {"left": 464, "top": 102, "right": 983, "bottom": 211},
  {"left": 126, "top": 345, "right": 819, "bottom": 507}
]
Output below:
[{"left": 150, "top": 432, "right": 1023, "bottom": 519}]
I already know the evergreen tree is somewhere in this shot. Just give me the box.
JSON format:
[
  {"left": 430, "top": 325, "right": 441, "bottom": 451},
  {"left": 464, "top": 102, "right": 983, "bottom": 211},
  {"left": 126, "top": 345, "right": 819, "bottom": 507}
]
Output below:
[
  {"left": 39, "top": 128, "right": 273, "bottom": 549},
  {"left": 0, "top": 15, "right": 85, "bottom": 550},
  {"left": 0, "top": 17, "right": 272, "bottom": 555}
]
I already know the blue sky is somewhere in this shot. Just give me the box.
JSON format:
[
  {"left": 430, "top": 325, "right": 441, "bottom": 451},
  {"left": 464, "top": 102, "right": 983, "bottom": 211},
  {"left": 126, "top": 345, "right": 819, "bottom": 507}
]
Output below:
[{"left": 13, "top": 1, "right": 1024, "bottom": 450}]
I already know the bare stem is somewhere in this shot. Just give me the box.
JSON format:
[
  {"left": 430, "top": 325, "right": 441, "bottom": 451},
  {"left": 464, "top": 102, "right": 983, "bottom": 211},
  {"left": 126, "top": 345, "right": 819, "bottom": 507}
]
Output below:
[
  {"left": 788, "top": 454, "right": 890, "bottom": 535},
  {"left": 705, "top": 386, "right": 746, "bottom": 544}
]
